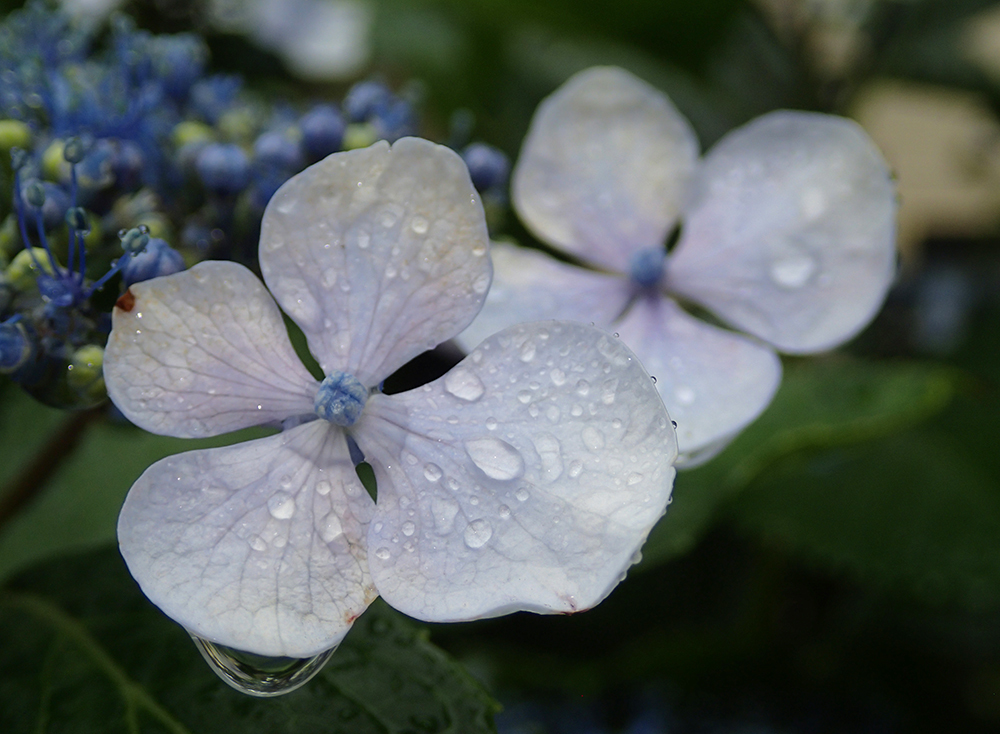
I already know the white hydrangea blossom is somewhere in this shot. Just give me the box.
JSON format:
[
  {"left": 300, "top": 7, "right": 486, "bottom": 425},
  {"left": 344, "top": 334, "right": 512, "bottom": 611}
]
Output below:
[
  {"left": 104, "top": 137, "right": 677, "bottom": 660},
  {"left": 456, "top": 66, "right": 898, "bottom": 465}
]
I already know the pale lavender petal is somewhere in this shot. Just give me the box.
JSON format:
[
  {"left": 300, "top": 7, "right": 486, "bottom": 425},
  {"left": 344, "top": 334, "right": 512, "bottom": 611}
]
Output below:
[
  {"left": 615, "top": 297, "right": 782, "bottom": 465},
  {"left": 512, "top": 66, "right": 699, "bottom": 272},
  {"left": 453, "top": 242, "right": 632, "bottom": 353},
  {"left": 104, "top": 261, "right": 318, "bottom": 438},
  {"left": 669, "top": 111, "right": 897, "bottom": 353},
  {"left": 118, "top": 421, "right": 376, "bottom": 658},
  {"left": 259, "top": 138, "right": 491, "bottom": 387},
  {"left": 353, "top": 321, "right": 676, "bottom": 622}
]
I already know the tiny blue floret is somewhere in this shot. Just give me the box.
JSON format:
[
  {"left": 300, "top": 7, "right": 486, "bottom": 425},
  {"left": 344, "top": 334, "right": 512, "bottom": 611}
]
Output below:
[
  {"left": 314, "top": 371, "right": 369, "bottom": 427},
  {"left": 628, "top": 246, "right": 666, "bottom": 290}
]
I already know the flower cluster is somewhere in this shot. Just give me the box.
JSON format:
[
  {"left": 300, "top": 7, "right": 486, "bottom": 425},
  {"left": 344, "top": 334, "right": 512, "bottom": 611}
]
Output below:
[
  {"left": 104, "top": 138, "right": 675, "bottom": 695},
  {"left": 0, "top": 2, "right": 509, "bottom": 409},
  {"left": 457, "top": 67, "right": 897, "bottom": 464}
]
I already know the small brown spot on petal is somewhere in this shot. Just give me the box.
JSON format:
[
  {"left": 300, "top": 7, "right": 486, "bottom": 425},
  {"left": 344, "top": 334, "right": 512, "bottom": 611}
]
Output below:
[{"left": 116, "top": 289, "right": 136, "bottom": 312}]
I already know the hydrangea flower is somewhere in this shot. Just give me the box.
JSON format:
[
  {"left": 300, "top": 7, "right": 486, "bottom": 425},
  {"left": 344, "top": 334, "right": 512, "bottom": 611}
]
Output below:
[
  {"left": 104, "top": 138, "right": 677, "bottom": 675},
  {"left": 456, "top": 67, "right": 897, "bottom": 465}
]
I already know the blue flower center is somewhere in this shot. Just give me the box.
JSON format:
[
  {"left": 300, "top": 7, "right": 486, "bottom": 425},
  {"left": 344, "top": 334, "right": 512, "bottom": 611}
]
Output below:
[
  {"left": 314, "top": 371, "right": 369, "bottom": 426},
  {"left": 628, "top": 247, "right": 666, "bottom": 289}
]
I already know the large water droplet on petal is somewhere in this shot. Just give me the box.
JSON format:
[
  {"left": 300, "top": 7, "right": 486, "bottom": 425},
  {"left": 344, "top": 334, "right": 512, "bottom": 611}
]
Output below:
[
  {"left": 444, "top": 366, "right": 485, "bottom": 401},
  {"left": 465, "top": 437, "right": 524, "bottom": 481},
  {"left": 190, "top": 635, "right": 337, "bottom": 697},
  {"left": 319, "top": 512, "right": 343, "bottom": 542},
  {"left": 464, "top": 518, "right": 493, "bottom": 548},
  {"left": 267, "top": 492, "right": 296, "bottom": 520},
  {"left": 770, "top": 254, "right": 816, "bottom": 289}
]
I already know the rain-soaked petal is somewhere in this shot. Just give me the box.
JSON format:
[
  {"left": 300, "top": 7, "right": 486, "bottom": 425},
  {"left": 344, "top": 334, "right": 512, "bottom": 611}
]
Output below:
[
  {"left": 117, "top": 421, "right": 376, "bottom": 658},
  {"left": 512, "top": 66, "right": 699, "bottom": 272},
  {"left": 259, "top": 137, "right": 491, "bottom": 388},
  {"left": 105, "top": 261, "right": 318, "bottom": 438},
  {"left": 453, "top": 242, "right": 632, "bottom": 353},
  {"left": 614, "top": 296, "right": 781, "bottom": 465},
  {"left": 668, "top": 111, "right": 897, "bottom": 354},
  {"left": 353, "top": 321, "right": 677, "bottom": 622}
]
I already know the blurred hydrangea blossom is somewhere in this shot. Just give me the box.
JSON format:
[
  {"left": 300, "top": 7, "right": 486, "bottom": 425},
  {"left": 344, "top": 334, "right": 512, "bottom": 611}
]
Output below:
[
  {"left": 457, "top": 66, "right": 898, "bottom": 465},
  {"left": 104, "top": 138, "right": 676, "bottom": 686}
]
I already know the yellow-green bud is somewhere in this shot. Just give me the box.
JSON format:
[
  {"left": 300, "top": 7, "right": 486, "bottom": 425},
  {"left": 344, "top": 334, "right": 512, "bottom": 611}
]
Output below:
[
  {"left": 66, "top": 344, "right": 106, "bottom": 402},
  {"left": 0, "top": 120, "right": 31, "bottom": 152},
  {"left": 172, "top": 120, "right": 214, "bottom": 148},
  {"left": 42, "top": 139, "right": 71, "bottom": 181},
  {"left": 342, "top": 122, "right": 377, "bottom": 151},
  {"left": 8, "top": 247, "right": 60, "bottom": 290}
]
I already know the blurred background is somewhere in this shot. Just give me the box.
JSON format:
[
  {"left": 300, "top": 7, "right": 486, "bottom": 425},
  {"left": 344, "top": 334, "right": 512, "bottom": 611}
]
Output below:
[{"left": 1, "top": 1, "right": 999, "bottom": 732}]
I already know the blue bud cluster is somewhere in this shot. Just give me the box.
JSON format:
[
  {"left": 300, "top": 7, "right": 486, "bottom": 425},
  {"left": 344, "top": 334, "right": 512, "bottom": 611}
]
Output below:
[{"left": 0, "top": 3, "right": 511, "bottom": 411}]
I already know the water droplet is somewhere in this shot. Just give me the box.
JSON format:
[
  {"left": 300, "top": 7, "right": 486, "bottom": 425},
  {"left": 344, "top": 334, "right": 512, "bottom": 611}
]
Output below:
[
  {"left": 401, "top": 521, "right": 416, "bottom": 537},
  {"left": 321, "top": 269, "right": 338, "bottom": 289},
  {"left": 546, "top": 405, "right": 561, "bottom": 422},
  {"left": 411, "top": 216, "right": 429, "bottom": 234},
  {"left": 770, "top": 254, "right": 816, "bottom": 289},
  {"left": 571, "top": 404, "right": 584, "bottom": 417},
  {"left": 497, "top": 504, "right": 511, "bottom": 519},
  {"left": 472, "top": 272, "right": 490, "bottom": 294},
  {"left": 674, "top": 386, "right": 696, "bottom": 406},
  {"left": 356, "top": 231, "right": 370, "bottom": 249},
  {"left": 423, "top": 463, "right": 442, "bottom": 481},
  {"left": 550, "top": 368, "right": 567, "bottom": 386},
  {"left": 431, "top": 496, "right": 460, "bottom": 533},
  {"left": 380, "top": 209, "right": 398, "bottom": 228},
  {"left": 374, "top": 547, "right": 391, "bottom": 560},
  {"left": 515, "top": 487, "right": 530, "bottom": 502},
  {"left": 533, "top": 433, "right": 563, "bottom": 481},
  {"left": 319, "top": 513, "right": 344, "bottom": 542},
  {"left": 444, "top": 366, "right": 485, "bottom": 401},
  {"left": 582, "top": 426, "right": 605, "bottom": 451},
  {"left": 485, "top": 417, "right": 498, "bottom": 431},
  {"left": 465, "top": 438, "right": 524, "bottom": 481},
  {"left": 568, "top": 460, "right": 583, "bottom": 478},
  {"left": 248, "top": 535, "right": 267, "bottom": 551},
  {"left": 528, "top": 404, "right": 540, "bottom": 418},
  {"left": 517, "top": 390, "right": 532, "bottom": 404},
  {"left": 519, "top": 341, "right": 536, "bottom": 362},
  {"left": 190, "top": 635, "right": 337, "bottom": 697},
  {"left": 627, "top": 472, "right": 644, "bottom": 486},
  {"left": 267, "top": 492, "right": 296, "bottom": 520},
  {"left": 464, "top": 519, "right": 493, "bottom": 548},
  {"left": 576, "top": 379, "right": 590, "bottom": 396}
]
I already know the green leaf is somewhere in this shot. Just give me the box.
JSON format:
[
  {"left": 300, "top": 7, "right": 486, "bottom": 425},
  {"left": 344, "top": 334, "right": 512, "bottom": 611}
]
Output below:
[
  {"left": 0, "top": 547, "right": 499, "bottom": 734},
  {"left": 0, "top": 416, "right": 274, "bottom": 583},
  {"left": 730, "top": 428, "right": 1000, "bottom": 611},
  {"left": 639, "top": 358, "right": 955, "bottom": 568}
]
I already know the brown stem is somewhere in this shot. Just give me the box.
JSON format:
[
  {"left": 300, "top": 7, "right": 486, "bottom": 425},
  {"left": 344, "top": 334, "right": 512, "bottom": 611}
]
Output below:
[{"left": 0, "top": 407, "right": 102, "bottom": 531}]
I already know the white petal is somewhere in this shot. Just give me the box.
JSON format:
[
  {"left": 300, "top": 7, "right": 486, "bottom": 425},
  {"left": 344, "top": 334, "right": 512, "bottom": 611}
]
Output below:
[
  {"left": 259, "top": 137, "right": 491, "bottom": 387},
  {"left": 615, "top": 297, "right": 782, "bottom": 464},
  {"left": 117, "top": 421, "right": 377, "bottom": 658},
  {"left": 453, "top": 242, "right": 632, "bottom": 353},
  {"left": 354, "top": 321, "right": 677, "bottom": 622},
  {"left": 512, "top": 66, "right": 699, "bottom": 272},
  {"left": 105, "top": 261, "right": 318, "bottom": 438},
  {"left": 669, "top": 111, "right": 897, "bottom": 353}
]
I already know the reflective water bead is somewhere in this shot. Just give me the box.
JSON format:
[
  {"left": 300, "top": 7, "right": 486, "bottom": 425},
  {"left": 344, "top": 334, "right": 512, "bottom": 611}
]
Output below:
[{"left": 190, "top": 635, "right": 338, "bottom": 697}]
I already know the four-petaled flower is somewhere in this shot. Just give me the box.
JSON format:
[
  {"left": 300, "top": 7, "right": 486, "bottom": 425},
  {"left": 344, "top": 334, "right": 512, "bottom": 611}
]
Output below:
[
  {"left": 105, "top": 138, "right": 677, "bottom": 666},
  {"left": 457, "top": 67, "right": 898, "bottom": 465}
]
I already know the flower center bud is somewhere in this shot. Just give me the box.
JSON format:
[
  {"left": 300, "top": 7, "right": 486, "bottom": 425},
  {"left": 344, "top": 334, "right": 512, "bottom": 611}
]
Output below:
[
  {"left": 628, "top": 246, "right": 666, "bottom": 289},
  {"left": 314, "top": 371, "right": 369, "bottom": 426}
]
